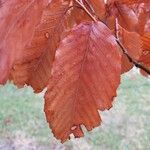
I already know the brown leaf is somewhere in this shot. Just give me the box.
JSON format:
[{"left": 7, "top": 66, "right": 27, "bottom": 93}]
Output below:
[
  {"left": 119, "top": 27, "right": 142, "bottom": 60},
  {"left": 10, "top": 0, "right": 70, "bottom": 92},
  {"left": 136, "top": 4, "right": 149, "bottom": 35},
  {"left": 88, "top": 0, "right": 106, "bottom": 20},
  {"left": 106, "top": 1, "right": 138, "bottom": 32},
  {"left": 105, "top": 15, "right": 116, "bottom": 31},
  {"left": 44, "top": 21, "right": 121, "bottom": 142},
  {"left": 0, "top": 0, "right": 48, "bottom": 84},
  {"left": 139, "top": 34, "right": 150, "bottom": 76},
  {"left": 121, "top": 54, "right": 134, "bottom": 74},
  {"left": 116, "top": 4, "right": 138, "bottom": 31},
  {"left": 120, "top": 0, "right": 150, "bottom": 5},
  {"left": 70, "top": 5, "right": 91, "bottom": 25},
  {"left": 110, "top": 0, "right": 150, "bottom": 5},
  {"left": 118, "top": 26, "right": 142, "bottom": 73}
]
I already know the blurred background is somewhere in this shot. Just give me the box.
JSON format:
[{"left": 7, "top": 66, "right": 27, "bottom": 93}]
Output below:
[{"left": 0, "top": 70, "right": 149, "bottom": 150}]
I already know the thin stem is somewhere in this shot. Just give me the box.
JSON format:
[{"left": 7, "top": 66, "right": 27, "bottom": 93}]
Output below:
[
  {"left": 84, "top": 0, "right": 95, "bottom": 14},
  {"left": 115, "top": 19, "right": 150, "bottom": 75},
  {"left": 75, "top": 0, "right": 97, "bottom": 22}
]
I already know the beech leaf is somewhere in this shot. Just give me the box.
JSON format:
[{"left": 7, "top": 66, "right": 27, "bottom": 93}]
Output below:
[
  {"left": 139, "top": 34, "right": 150, "bottom": 76},
  {"left": 0, "top": 0, "right": 48, "bottom": 84},
  {"left": 10, "top": 0, "right": 70, "bottom": 92},
  {"left": 44, "top": 21, "right": 121, "bottom": 142}
]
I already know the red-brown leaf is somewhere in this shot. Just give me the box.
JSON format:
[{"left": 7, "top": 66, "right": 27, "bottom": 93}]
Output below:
[
  {"left": 120, "top": 0, "right": 150, "bottom": 5},
  {"left": 136, "top": 4, "right": 149, "bottom": 35},
  {"left": 118, "top": 26, "right": 142, "bottom": 73},
  {"left": 106, "top": 1, "right": 138, "bottom": 32},
  {"left": 10, "top": 0, "right": 70, "bottom": 92},
  {"left": 0, "top": 0, "right": 48, "bottom": 84},
  {"left": 70, "top": 5, "right": 91, "bottom": 25},
  {"left": 119, "top": 27, "right": 142, "bottom": 60},
  {"left": 44, "top": 21, "right": 121, "bottom": 142},
  {"left": 121, "top": 54, "right": 134, "bottom": 74},
  {"left": 109, "top": 0, "right": 150, "bottom": 5},
  {"left": 88, "top": 0, "right": 106, "bottom": 20},
  {"left": 139, "top": 34, "right": 150, "bottom": 76},
  {"left": 116, "top": 4, "right": 138, "bottom": 31}
]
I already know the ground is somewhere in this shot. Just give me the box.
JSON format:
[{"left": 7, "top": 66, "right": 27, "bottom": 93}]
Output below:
[{"left": 0, "top": 70, "right": 150, "bottom": 150}]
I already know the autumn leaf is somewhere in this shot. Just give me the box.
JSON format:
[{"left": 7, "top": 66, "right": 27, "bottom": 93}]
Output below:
[
  {"left": 88, "top": 0, "right": 106, "bottom": 20},
  {"left": 44, "top": 21, "right": 121, "bottom": 142},
  {"left": 121, "top": 0, "right": 150, "bottom": 5},
  {"left": 115, "top": 24, "right": 142, "bottom": 73},
  {"left": 121, "top": 54, "right": 133, "bottom": 74},
  {"left": 136, "top": 3, "right": 149, "bottom": 35},
  {"left": 106, "top": 1, "right": 139, "bottom": 32},
  {"left": 0, "top": 0, "right": 150, "bottom": 143},
  {"left": 139, "top": 34, "right": 150, "bottom": 76},
  {"left": 70, "top": 5, "right": 91, "bottom": 25},
  {"left": 110, "top": 0, "right": 150, "bottom": 5},
  {"left": 115, "top": 4, "right": 138, "bottom": 31},
  {"left": 0, "top": 0, "right": 48, "bottom": 84},
  {"left": 119, "top": 26, "right": 142, "bottom": 60},
  {"left": 10, "top": 0, "right": 70, "bottom": 92}
]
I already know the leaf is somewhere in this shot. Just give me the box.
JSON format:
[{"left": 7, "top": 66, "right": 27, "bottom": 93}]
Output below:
[
  {"left": 115, "top": 4, "right": 138, "bottom": 31},
  {"left": 110, "top": 0, "right": 150, "bottom": 5},
  {"left": 120, "top": 0, "right": 150, "bottom": 5},
  {"left": 119, "top": 27, "right": 142, "bottom": 60},
  {"left": 71, "top": 0, "right": 105, "bottom": 24},
  {"left": 0, "top": 0, "right": 48, "bottom": 84},
  {"left": 70, "top": 5, "right": 91, "bottom": 25},
  {"left": 136, "top": 3, "right": 149, "bottom": 35},
  {"left": 139, "top": 34, "right": 150, "bottom": 76},
  {"left": 44, "top": 21, "right": 121, "bottom": 142},
  {"left": 106, "top": 1, "right": 138, "bottom": 32},
  {"left": 121, "top": 54, "right": 133, "bottom": 74},
  {"left": 106, "top": 15, "right": 116, "bottom": 32},
  {"left": 10, "top": 0, "right": 70, "bottom": 92},
  {"left": 118, "top": 26, "right": 142, "bottom": 73},
  {"left": 88, "top": 0, "right": 106, "bottom": 20}
]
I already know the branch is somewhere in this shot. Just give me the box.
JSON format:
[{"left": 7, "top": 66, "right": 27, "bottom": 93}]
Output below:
[
  {"left": 115, "top": 19, "right": 150, "bottom": 75},
  {"left": 116, "top": 39, "right": 150, "bottom": 75},
  {"left": 75, "top": 1, "right": 150, "bottom": 75}
]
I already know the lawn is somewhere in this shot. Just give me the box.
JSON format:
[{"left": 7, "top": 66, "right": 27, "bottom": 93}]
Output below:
[{"left": 0, "top": 70, "right": 150, "bottom": 150}]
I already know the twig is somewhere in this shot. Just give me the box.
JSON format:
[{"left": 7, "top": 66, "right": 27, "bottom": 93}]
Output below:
[
  {"left": 84, "top": 0, "right": 95, "bottom": 14},
  {"left": 115, "top": 19, "right": 150, "bottom": 75},
  {"left": 74, "top": 0, "right": 97, "bottom": 22},
  {"left": 116, "top": 39, "right": 150, "bottom": 74}
]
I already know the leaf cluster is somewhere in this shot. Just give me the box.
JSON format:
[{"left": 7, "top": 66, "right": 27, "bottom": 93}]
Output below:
[{"left": 0, "top": 0, "right": 150, "bottom": 143}]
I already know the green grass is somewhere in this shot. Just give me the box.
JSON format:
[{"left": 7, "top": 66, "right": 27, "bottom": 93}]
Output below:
[
  {"left": 0, "top": 84, "right": 51, "bottom": 145},
  {"left": 0, "top": 72, "right": 149, "bottom": 150}
]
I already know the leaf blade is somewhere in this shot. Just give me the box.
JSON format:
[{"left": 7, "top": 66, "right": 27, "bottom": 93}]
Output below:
[
  {"left": 44, "top": 21, "right": 121, "bottom": 142},
  {"left": 0, "top": 0, "right": 48, "bottom": 84},
  {"left": 10, "top": 0, "right": 70, "bottom": 92}
]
